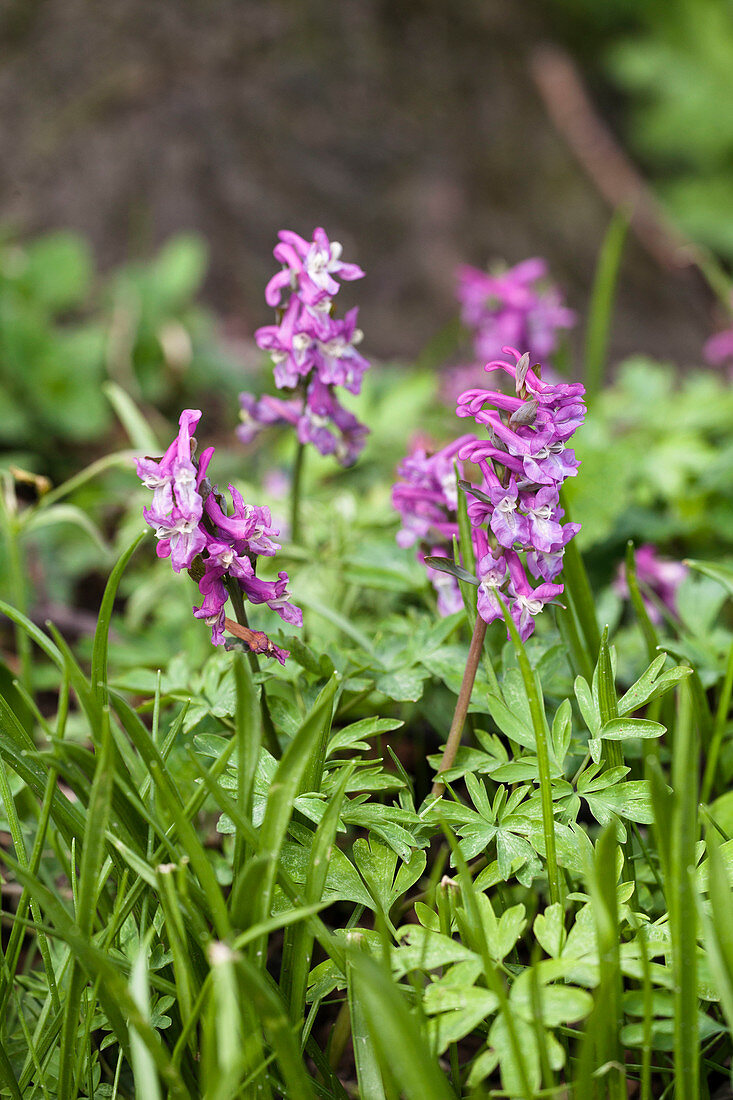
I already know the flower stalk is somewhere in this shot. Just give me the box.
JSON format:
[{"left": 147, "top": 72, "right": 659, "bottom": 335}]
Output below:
[
  {"left": 290, "top": 438, "right": 306, "bottom": 545},
  {"left": 499, "top": 591, "right": 561, "bottom": 905},
  {"left": 431, "top": 613, "right": 487, "bottom": 798}
]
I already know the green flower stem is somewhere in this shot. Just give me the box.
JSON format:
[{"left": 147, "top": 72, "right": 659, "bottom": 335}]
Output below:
[
  {"left": 597, "top": 628, "right": 623, "bottom": 771},
  {"left": 0, "top": 487, "right": 32, "bottom": 693},
  {"left": 498, "top": 594, "right": 561, "bottom": 906},
  {"left": 290, "top": 439, "right": 306, "bottom": 545},
  {"left": 702, "top": 639, "right": 733, "bottom": 804},
  {"left": 556, "top": 599, "right": 594, "bottom": 683},
  {"left": 670, "top": 682, "right": 700, "bottom": 1100},
  {"left": 431, "top": 614, "right": 487, "bottom": 798},
  {"left": 559, "top": 492, "right": 600, "bottom": 660},
  {"left": 226, "top": 580, "right": 280, "bottom": 759}
]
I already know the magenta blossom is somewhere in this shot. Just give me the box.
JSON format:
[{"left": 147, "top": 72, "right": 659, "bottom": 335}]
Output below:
[
  {"left": 399, "top": 345, "right": 586, "bottom": 640},
  {"left": 703, "top": 293, "right": 733, "bottom": 372},
  {"left": 505, "top": 550, "right": 564, "bottom": 641},
  {"left": 297, "top": 376, "right": 369, "bottom": 466},
  {"left": 244, "top": 228, "right": 370, "bottom": 467},
  {"left": 137, "top": 409, "right": 301, "bottom": 658},
  {"left": 238, "top": 392, "right": 301, "bottom": 445},
  {"left": 136, "top": 409, "right": 203, "bottom": 528},
  {"left": 264, "top": 227, "right": 364, "bottom": 310},
  {"left": 392, "top": 435, "right": 481, "bottom": 616},
  {"left": 457, "top": 258, "right": 574, "bottom": 366}
]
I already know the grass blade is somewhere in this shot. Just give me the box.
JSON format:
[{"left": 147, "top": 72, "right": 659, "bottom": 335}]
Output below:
[
  {"left": 91, "top": 531, "right": 147, "bottom": 706},
  {"left": 129, "top": 944, "right": 163, "bottom": 1100},
  {"left": 670, "top": 680, "right": 700, "bottom": 1100},
  {"left": 584, "top": 209, "right": 628, "bottom": 398},
  {"left": 348, "top": 952, "right": 453, "bottom": 1100},
  {"left": 247, "top": 675, "right": 339, "bottom": 938},
  {"left": 347, "top": 937, "right": 387, "bottom": 1100}
]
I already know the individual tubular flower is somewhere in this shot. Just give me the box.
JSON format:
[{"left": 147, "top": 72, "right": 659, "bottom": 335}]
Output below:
[
  {"left": 264, "top": 227, "right": 365, "bottom": 311},
  {"left": 242, "top": 228, "right": 370, "bottom": 467},
  {"left": 237, "top": 393, "right": 302, "bottom": 445},
  {"left": 391, "top": 435, "right": 479, "bottom": 615},
  {"left": 446, "top": 345, "right": 585, "bottom": 640},
  {"left": 505, "top": 550, "right": 564, "bottom": 642},
  {"left": 613, "top": 544, "right": 687, "bottom": 625},
  {"left": 297, "top": 376, "right": 370, "bottom": 466},
  {"left": 456, "top": 258, "right": 575, "bottom": 366},
  {"left": 137, "top": 409, "right": 301, "bottom": 661}
]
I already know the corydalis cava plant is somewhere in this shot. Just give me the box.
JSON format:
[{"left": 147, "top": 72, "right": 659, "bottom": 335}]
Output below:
[
  {"left": 395, "top": 347, "right": 586, "bottom": 641},
  {"left": 456, "top": 346, "right": 585, "bottom": 640},
  {"left": 136, "top": 409, "right": 302, "bottom": 663},
  {"left": 239, "top": 228, "right": 370, "bottom": 466}
]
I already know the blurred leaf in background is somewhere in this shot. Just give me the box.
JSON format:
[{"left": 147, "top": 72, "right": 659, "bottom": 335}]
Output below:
[{"left": 0, "top": 229, "right": 245, "bottom": 478}]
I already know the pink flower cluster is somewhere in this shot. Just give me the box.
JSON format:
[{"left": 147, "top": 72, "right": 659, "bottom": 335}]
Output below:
[
  {"left": 394, "top": 345, "right": 586, "bottom": 640},
  {"left": 239, "top": 228, "right": 370, "bottom": 466},
  {"left": 457, "top": 258, "right": 575, "bottom": 366},
  {"left": 392, "top": 436, "right": 479, "bottom": 616},
  {"left": 456, "top": 347, "right": 585, "bottom": 639},
  {"left": 136, "top": 410, "right": 302, "bottom": 662}
]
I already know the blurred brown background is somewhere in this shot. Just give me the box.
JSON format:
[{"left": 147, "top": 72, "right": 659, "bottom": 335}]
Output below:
[{"left": 0, "top": 0, "right": 711, "bottom": 362}]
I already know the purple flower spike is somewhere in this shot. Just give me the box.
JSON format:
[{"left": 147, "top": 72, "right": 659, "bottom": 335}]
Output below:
[
  {"left": 245, "top": 228, "right": 370, "bottom": 466},
  {"left": 704, "top": 297, "right": 733, "bottom": 373},
  {"left": 416, "top": 342, "right": 586, "bottom": 636},
  {"left": 457, "top": 258, "right": 574, "bottom": 366},
  {"left": 705, "top": 328, "right": 733, "bottom": 369},
  {"left": 137, "top": 409, "right": 301, "bottom": 659}
]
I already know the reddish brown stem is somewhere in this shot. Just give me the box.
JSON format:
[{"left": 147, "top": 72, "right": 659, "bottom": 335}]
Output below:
[{"left": 431, "top": 614, "right": 487, "bottom": 798}]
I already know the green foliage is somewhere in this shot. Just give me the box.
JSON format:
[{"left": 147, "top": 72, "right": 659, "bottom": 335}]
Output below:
[
  {"left": 0, "top": 229, "right": 240, "bottom": 472},
  {"left": 0, "top": 228, "right": 733, "bottom": 1097}
]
